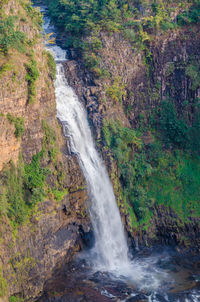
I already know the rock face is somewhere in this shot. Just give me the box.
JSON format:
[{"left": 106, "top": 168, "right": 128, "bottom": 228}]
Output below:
[
  {"left": 0, "top": 1, "right": 90, "bottom": 300},
  {"left": 62, "top": 27, "right": 200, "bottom": 250}
]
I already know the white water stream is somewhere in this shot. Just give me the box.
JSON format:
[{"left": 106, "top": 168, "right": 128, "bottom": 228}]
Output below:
[
  {"left": 41, "top": 10, "right": 200, "bottom": 301},
  {"left": 55, "top": 62, "right": 130, "bottom": 271},
  {"left": 43, "top": 13, "right": 130, "bottom": 273}
]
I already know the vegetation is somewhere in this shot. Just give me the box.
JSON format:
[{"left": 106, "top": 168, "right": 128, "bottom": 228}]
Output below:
[
  {"left": 103, "top": 118, "right": 200, "bottom": 226},
  {"left": 0, "top": 63, "right": 13, "bottom": 78},
  {"left": 106, "top": 78, "right": 126, "bottom": 103},
  {"left": 25, "top": 53, "right": 40, "bottom": 103},
  {"left": 7, "top": 113, "right": 25, "bottom": 138},
  {"left": 0, "top": 118, "right": 68, "bottom": 227},
  {"left": 22, "top": 2, "right": 43, "bottom": 29},
  {"left": 0, "top": 267, "right": 7, "bottom": 297},
  {"left": 46, "top": 51, "right": 56, "bottom": 80},
  {"left": 0, "top": 16, "right": 27, "bottom": 55}
]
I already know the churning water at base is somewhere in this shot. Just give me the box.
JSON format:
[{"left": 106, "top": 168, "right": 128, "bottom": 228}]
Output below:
[{"left": 41, "top": 9, "right": 200, "bottom": 301}]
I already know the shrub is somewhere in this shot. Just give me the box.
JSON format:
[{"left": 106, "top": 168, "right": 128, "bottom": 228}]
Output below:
[
  {"left": 22, "top": 3, "right": 43, "bottom": 29},
  {"left": 0, "top": 16, "right": 27, "bottom": 55},
  {"left": 46, "top": 51, "right": 56, "bottom": 80},
  {"left": 0, "top": 63, "right": 13, "bottom": 78},
  {"left": 25, "top": 55, "right": 39, "bottom": 103},
  {"left": 158, "top": 100, "right": 189, "bottom": 148},
  {"left": 24, "top": 153, "right": 46, "bottom": 194},
  {"left": 105, "top": 78, "right": 126, "bottom": 103},
  {"left": 185, "top": 63, "right": 200, "bottom": 91},
  {"left": 7, "top": 113, "right": 25, "bottom": 138},
  {"left": 5, "top": 162, "right": 27, "bottom": 225}
]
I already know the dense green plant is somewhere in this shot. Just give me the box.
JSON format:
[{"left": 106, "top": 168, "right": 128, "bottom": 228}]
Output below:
[
  {"left": 102, "top": 120, "right": 153, "bottom": 223},
  {"left": 177, "top": 1, "right": 200, "bottom": 26},
  {"left": 158, "top": 101, "right": 189, "bottom": 148},
  {"left": 0, "top": 153, "right": 47, "bottom": 225},
  {"left": 102, "top": 118, "right": 200, "bottom": 226},
  {"left": 25, "top": 54, "right": 40, "bottom": 103},
  {"left": 5, "top": 161, "right": 27, "bottom": 225},
  {"left": 24, "top": 152, "right": 47, "bottom": 206},
  {"left": 185, "top": 63, "right": 200, "bottom": 91},
  {"left": 105, "top": 78, "right": 126, "bottom": 103},
  {"left": 46, "top": 51, "right": 56, "bottom": 80},
  {"left": 9, "top": 296, "right": 22, "bottom": 302},
  {"left": 0, "top": 16, "right": 27, "bottom": 55},
  {"left": 7, "top": 113, "right": 25, "bottom": 138}
]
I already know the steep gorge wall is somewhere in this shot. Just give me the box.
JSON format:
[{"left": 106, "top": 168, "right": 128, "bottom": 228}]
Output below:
[
  {"left": 62, "top": 23, "right": 200, "bottom": 250},
  {"left": 0, "top": 1, "right": 90, "bottom": 300}
]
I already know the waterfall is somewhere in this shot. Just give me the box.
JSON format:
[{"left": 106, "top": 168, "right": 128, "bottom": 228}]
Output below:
[
  {"left": 42, "top": 11, "right": 130, "bottom": 272},
  {"left": 37, "top": 9, "right": 200, "bottom": 301},
  {"left": 55, "top": 59, "right": 130, "bottom": 272}
]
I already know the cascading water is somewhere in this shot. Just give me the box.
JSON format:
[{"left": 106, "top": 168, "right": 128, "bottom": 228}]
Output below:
[
  {"left": 42, "top": 8, "right": 169, "bottom": 289},
  {"left": 42, "top": 8, "right": 130, "bottom": 273},
  {"left": 55, "top": 62, "right": 130, "bottom": 271},
  {"left": 40, "top": 9, "right": 200, "bottom": 302}
]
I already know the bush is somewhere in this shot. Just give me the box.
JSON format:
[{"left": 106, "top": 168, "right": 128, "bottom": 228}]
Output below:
[
  {"left": 25, "top": 55, "right": 39, "bottom": 103},
  {"left": 24, "top": 152, "right": 46, "bottom": 202},
  {"left": 185, "top": 63, "right": 200, "bottom": 91},
  {"left": 0, "top": 63, "right": 13, "bottom": 78},
  {"left": 5, "top": 162, "right": 27, "bottom": 225},
  {"left": 46, "top": 51, "right": 56, "bottom": 80},
  {"left": 0, "top": 16, "right": 27, "bottom": 55},
  {"left": 105, "top": 78, "right": 126, "bottom": 103},
  {"left": 158, "top": 101, "right": 189, "bottom": 148},
  {"left": 7, "top": 113, "right": 25, "bottom": 138},
  {"left": 22, "top": 3, "right": 43, "bottom": 29},
  {"left": 177, "top": 2, "right": 200, "bottom": 26}
]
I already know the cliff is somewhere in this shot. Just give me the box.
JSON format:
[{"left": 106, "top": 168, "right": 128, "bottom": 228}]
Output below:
[
  {"left": 47, "top": 0, "right": 200, "bottom": 250},
  {"left": 0, "top": 0, "right": 90, "bottom": 300}
]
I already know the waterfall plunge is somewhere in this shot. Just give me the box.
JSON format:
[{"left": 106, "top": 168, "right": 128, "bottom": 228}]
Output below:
[
  {"left": 42, "top": 7, "right": 130, "bottom": 272},
  {"left": 55, "top": 61, "right": 130, "bottom": 272},
  {"left": 42, "top": 10, "right": 172, "bottom": 291}
]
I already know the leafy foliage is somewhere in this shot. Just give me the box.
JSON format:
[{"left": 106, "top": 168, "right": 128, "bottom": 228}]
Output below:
[
  {"left": 25, "top": 54, "right": 40, "bottom": 103},
  {"left": 158, "top": 101, "right": 189, "bottom": 148},
  {"left": 46, "top": 51, "right": 56, "bottom": 80},
  {"left": 7, "top": 113, "right": 25, "bottom": 138},
  {"left": 177, "top": 1, "right": 200, "bottom": 25},
  {"left": 0, "top": 16, "right": 27, "bottom": 55},
  {"left": 103, "top": 118, "right": 200, "bottom": 226}
]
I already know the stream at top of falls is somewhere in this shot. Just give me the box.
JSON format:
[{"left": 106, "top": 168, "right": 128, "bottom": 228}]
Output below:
[{"left": 39, "top": 6, "right": 200, "bottom": 302}]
